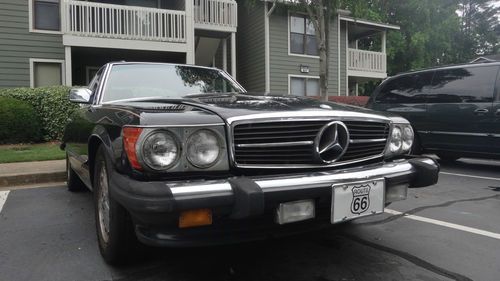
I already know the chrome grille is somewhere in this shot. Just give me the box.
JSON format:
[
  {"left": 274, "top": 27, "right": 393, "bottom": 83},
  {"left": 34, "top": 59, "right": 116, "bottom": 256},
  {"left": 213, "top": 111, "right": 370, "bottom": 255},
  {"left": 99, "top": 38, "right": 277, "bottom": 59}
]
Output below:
[{"left": 232, "top": 120, "right": 389, "bottom": 167}]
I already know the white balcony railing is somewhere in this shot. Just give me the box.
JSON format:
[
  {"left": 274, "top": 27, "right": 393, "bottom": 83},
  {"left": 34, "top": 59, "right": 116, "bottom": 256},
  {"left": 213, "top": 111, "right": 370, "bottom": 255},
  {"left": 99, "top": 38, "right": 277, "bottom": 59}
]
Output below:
[
  {"left": 193, "top": 0, "right": 237, "bottom": 32},
  {"left": 348, "top": 48, "right": 386, "bottom": 74},
  {"left": 62, "top": 0, "right": 187, "bottom": 43}
]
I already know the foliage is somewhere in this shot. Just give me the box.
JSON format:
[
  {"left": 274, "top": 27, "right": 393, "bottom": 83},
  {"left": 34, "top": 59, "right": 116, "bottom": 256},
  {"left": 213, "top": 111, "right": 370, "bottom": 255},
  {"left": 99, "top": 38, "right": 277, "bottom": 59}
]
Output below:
[
  {"left": 342, "top": 0, "right": 500, "bottom": 74},
  {"left": 0, "top": 86, "right": 77, "bottom": 141},
  {"left": 0, "top": 97, "right": 42, "bottom": 144},
  {"left": 457, "top": 0, "right": 500, "bottom": 57},
  {"left": 0, "top": 142, "right": 65, "bottom": 163},
  {"left": 329, "top": 96, "right": 369, "bottom": 107},
  {"left": 309, "top": 95, "right": 369, "bottom": 106},
  {"left": 246, "top": 0, "right": 499, "bottom": 97}
]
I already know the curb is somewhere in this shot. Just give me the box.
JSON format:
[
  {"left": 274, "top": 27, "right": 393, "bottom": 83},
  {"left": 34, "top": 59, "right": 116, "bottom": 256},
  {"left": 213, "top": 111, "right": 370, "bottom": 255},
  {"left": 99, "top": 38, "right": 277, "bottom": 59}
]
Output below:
[{"left": 0, "top": 171, "right": 66, "bottom": 188}]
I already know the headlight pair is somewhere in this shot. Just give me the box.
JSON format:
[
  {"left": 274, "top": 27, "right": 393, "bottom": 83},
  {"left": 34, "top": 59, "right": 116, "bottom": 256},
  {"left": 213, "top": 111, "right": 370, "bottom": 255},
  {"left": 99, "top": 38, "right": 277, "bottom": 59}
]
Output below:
[
  {"left": 123, "top": 127, "right": 226, "bottom": 172},
  {"left": 141, "top": 129, "right": 222, "bottom": 170},
  {"left": 385, "top": 124, "right": 414, "bottom": 157}
]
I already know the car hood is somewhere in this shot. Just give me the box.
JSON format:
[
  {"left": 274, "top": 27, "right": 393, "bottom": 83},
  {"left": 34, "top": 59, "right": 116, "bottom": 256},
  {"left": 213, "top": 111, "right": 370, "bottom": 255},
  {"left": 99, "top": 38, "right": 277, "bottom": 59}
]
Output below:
[{"left": 104, "top": 93, "right": 393, "bottom": 126}]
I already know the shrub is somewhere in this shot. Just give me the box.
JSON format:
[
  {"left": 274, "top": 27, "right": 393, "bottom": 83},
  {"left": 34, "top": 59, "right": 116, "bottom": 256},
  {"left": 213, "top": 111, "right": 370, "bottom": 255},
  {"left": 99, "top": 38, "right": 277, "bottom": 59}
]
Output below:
[
  {"left": 328, "top": 96, "right": 370, "bottom": 107},
  {"left": 0, "top": 97, "right": 42, "bottom": 144},
  {"left": 309, "top": 96, "right": 370, "bottom": 107},
  {"left": 0, "top": 86, "right": 77, "bottom": 141}
]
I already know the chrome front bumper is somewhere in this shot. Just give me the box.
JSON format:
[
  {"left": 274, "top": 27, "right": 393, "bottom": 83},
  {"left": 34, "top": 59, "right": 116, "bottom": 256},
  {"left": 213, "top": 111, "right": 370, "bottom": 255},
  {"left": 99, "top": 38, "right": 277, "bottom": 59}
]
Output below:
[
  {"left": 110, "top": 157, "right": 439, "bottom": 217},
  {"left": 109, "top": 157, "right": 438, "bottom": 246},
  {"left": 169, "top": 157, "right": 437, "bottom": 200}
]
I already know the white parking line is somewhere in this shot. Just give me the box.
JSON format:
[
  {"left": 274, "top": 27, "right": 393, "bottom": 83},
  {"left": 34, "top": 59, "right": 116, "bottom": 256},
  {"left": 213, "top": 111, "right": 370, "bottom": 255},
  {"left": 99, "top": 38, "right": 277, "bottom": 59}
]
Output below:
[
  {"left": 440, "top": 172, "right": 500, "bottom": 181},
  {"left": 0, "top": 191, "right": 9, "bottom": 214},
  {"left": 385, "top": 209, "right": 500, "bottom": 240}
]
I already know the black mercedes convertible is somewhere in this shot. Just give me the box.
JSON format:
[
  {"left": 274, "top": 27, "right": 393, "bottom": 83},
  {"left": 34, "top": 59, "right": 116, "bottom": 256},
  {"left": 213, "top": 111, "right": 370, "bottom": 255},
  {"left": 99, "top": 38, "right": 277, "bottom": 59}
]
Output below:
[{"left": 62, "top": 62, "right": 439, "bottom": 265}]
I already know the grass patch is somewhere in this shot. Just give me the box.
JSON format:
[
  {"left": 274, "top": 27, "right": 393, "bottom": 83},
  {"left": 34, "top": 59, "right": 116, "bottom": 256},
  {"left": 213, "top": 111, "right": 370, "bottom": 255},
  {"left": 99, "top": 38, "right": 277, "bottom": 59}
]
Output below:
[{"left": 0, "top": 142, "right": 65, "bottom": 164}]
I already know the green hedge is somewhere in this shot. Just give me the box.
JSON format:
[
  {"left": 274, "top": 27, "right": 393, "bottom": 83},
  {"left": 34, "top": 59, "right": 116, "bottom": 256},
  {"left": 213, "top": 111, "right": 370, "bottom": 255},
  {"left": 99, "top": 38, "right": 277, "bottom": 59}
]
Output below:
[
  {"left": 0, "top": 97, "right": 42, "bottom": 144},
  {"left": 0, "top": 86, "right": 77, "bottom": 141}
]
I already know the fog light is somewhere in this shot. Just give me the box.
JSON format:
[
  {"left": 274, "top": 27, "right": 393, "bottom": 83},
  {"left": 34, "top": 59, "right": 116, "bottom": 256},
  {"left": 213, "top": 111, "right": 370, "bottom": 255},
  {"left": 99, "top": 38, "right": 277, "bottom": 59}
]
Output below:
[
  {"left": 276, "top": 200, "right": 315, "bottom": 225},
  {"left": 385, "top": 184, "right": 408, "bottom": 203},
  {"left": 179, "top": 209, "right": 212, "bottom": 228}
]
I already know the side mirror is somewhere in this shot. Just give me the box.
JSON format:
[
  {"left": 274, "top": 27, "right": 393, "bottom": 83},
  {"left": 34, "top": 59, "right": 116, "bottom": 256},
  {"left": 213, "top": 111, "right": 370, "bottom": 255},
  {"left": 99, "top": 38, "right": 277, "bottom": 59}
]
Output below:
[{"left": 69, "top": 88, "right": 92, "bottom": 104}]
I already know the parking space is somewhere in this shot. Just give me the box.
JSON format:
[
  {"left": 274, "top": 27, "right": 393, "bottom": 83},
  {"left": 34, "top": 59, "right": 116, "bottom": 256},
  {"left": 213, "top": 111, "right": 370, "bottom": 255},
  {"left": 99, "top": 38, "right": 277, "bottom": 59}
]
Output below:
[{"left": 1, "top": 158, "right": 499, "bottom": 281}]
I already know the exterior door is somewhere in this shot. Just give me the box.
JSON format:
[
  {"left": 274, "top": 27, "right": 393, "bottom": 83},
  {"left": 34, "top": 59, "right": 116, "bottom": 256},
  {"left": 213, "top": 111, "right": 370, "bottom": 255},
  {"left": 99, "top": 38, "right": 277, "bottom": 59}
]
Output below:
[{"left": 424, "top": 65, "right": 498, "bottom": 154}]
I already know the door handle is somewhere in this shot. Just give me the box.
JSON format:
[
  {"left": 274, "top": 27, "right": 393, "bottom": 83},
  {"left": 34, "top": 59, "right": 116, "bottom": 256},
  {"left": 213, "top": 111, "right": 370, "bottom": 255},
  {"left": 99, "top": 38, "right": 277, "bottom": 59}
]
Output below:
[{"left": 474, "top": 108, "right": 489, "bottom": 115}]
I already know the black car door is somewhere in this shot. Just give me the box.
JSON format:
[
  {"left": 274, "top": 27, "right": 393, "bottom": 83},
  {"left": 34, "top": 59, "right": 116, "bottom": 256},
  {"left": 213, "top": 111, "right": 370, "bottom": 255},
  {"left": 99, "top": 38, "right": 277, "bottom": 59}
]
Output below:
[
  {"left": 424, "top": 65, "right": 497, "bottom": 154},
  {"left": 66, "top": 68, "right": 105, "bottom": 186}
]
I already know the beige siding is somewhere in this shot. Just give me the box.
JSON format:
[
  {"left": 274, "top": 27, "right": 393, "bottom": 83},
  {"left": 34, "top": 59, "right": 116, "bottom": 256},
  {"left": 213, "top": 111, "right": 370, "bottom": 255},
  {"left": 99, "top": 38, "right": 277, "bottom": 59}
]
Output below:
[
  {"left": 236, "top": 1, "right": 265, "bottom": 92},
  {"left": 0, "top": 0, "right": 64, "bottom": 88}
]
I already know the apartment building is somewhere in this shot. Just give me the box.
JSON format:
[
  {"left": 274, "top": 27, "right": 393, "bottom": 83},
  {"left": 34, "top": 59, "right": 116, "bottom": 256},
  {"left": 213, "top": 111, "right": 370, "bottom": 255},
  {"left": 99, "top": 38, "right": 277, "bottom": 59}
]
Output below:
[
  {"left": 0, "top": 0, "right": 236, "bottom": 87},
  {"left": 0, "top": 0, "right": 398, "bottom": 96}
]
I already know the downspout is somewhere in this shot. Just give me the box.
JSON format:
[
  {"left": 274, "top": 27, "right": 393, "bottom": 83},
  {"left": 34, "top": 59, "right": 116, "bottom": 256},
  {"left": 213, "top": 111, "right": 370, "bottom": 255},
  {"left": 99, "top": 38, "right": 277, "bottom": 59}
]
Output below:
[
  {"left": 265, "top": 1, "right": 277, "bottom": 94},
  {"left": 337, "top": 15, "right": 341, "bottom": 96}
]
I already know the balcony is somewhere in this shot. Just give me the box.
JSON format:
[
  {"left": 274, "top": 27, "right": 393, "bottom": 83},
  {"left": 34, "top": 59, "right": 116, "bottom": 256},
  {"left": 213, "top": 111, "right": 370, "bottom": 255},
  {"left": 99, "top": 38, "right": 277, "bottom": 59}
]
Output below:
[
  {"left": 62, "top": 0, "right": 187, "bottom": 44},
  {"left": 194, "top": 0, "right": 238, "bottom": 33},
  {"left": 61, "top": 0, "right": 238, "bottom": 48},
  {"left": 347, "top": 48, "right": 387, "bottom": 79}
]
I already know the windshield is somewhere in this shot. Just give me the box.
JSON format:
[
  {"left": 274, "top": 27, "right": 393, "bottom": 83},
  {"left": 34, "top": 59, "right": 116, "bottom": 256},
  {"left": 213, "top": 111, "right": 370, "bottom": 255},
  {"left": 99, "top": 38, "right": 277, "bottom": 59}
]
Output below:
[{"left": 101, "top": 64, "right": 244, "bottom": 102}]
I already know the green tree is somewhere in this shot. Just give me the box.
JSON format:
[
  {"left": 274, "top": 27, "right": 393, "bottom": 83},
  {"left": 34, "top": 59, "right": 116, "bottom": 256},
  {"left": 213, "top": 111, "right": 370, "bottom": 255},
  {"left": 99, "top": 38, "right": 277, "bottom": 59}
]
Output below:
[
  {"left": 343, "top": 0, "right": 499, "bottom": 74},
  {"left": 457, "top": 0, "right": 500, "bottom": 58},
  {"left": 343, "top": 0, "right": 462, "bottom": 74}
]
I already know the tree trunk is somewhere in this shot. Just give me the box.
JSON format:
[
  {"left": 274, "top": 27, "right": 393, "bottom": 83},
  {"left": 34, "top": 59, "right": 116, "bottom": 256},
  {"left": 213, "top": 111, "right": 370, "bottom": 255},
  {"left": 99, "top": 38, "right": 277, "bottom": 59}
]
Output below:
[
  {"left": 301, "top": 0, "right": 335, "bottom": 102},
  {"left": 318, "top": 3, "right": 329, "bottom": 101}
]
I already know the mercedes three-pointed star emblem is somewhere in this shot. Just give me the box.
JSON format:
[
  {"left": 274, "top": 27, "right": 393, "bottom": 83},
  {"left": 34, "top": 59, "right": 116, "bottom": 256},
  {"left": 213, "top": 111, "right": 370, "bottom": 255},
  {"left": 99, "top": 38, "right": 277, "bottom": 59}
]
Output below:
[{"left": 314, "top": 121, "right": 350, "bottom": 164}]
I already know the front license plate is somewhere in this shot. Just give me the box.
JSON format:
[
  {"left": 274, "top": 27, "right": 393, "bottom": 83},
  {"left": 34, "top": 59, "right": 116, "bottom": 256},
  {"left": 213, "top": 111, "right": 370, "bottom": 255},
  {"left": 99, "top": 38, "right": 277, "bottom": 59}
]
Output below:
[{"left": 331, "top": 179, "right": 385, "bottom": 224}]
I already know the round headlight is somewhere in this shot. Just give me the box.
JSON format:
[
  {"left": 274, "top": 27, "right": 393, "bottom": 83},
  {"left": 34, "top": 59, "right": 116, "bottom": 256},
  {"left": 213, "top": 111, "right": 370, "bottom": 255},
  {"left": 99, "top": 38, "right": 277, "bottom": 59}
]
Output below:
[
  {"left": 142, "top": 131, "right": 179, "bottom": 170},
  {"left": 186, "top": 129, "right": 221, "bottom": 168},
  {"left": 402, "top": 126, "right": 414, "bottom": 152},
  {"left": 389, "top": 126, "right": 402, "bottom": 153}
]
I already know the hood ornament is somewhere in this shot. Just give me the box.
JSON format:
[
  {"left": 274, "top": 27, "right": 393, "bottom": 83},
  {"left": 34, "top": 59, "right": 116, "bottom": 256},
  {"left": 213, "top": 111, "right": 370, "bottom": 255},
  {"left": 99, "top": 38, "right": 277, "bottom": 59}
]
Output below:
[{"left": 314, "top": 121, "right": 350, "bottom": 163}]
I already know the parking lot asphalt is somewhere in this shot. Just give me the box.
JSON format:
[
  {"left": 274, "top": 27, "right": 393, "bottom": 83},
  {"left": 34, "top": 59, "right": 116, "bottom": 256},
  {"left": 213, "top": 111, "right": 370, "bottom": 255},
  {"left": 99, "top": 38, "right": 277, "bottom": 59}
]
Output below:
[{"left": 1, "top": 158, "right": 499, "bottom": 281}]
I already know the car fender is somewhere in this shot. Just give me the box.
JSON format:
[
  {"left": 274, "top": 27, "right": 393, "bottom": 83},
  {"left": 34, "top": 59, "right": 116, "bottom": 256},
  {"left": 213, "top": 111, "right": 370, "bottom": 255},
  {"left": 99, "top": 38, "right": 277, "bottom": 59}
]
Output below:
[{"left": 88, "top": 125, "right": 120, "bottom": 184}]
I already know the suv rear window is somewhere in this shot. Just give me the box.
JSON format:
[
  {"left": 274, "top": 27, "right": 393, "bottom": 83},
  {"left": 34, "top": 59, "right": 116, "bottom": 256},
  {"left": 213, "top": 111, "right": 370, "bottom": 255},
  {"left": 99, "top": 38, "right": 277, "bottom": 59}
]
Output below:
[
  {"left": 428, "top": 66, "right": 498, "bottom": 103},
  {"left": 375, "top": 72, "right": 434, "bottom": 104}
]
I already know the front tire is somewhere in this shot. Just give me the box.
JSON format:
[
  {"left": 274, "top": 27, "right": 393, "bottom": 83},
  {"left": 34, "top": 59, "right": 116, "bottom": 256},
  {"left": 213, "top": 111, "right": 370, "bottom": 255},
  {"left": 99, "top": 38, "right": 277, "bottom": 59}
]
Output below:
[{"left": 94, "top": 145, "right": 138, "bottom": 265}]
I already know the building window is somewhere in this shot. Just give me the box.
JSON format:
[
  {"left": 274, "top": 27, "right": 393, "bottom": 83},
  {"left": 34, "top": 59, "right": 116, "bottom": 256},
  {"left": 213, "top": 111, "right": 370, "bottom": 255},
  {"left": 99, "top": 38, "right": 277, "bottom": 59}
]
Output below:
[
  {"left": 290, "top": 15, "right": 318, "bottom": 56},
  {"left": 32, "top": 0, "right": 60, "bottom": 31},
  {"left": 290, "top": 76, "right": 320, "bottom": 96},
  {"left": 30, "top": 59, "right": 64, "bottom": 88}
]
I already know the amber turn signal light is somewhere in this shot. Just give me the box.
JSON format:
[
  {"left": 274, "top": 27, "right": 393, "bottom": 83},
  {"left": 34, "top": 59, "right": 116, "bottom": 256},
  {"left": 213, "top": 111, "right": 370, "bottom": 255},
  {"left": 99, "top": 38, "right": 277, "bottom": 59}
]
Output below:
[
  {"left": 179, "top": 209, "right": 212, "bottom": 228},
  {"left": 123, "top": 127, "right": 143, "bottom": 170}
]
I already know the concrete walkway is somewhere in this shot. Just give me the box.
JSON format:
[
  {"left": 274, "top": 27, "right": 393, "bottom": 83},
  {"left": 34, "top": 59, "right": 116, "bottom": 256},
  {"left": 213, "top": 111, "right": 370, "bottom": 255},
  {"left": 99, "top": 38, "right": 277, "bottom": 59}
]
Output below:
[{"left": 0, "top": 160, "right": 65, "bottom": 188}]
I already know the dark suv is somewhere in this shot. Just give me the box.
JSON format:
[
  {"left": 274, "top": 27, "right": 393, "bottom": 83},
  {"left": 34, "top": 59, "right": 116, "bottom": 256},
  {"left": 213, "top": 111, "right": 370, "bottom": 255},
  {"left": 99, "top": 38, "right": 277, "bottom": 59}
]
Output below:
[{"left": 368, "top": 62, "right": 500, "bottom": 161}]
